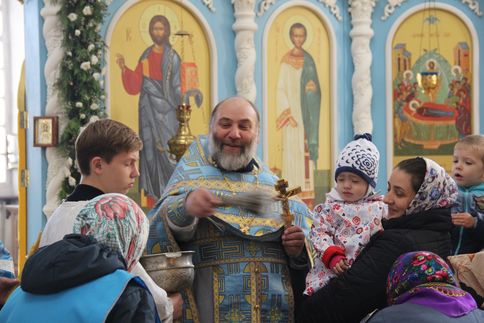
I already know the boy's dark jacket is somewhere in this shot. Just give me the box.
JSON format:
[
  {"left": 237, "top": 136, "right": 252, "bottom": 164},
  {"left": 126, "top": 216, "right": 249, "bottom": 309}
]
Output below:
[{"left": 21, "top": 234, "right": 157, "bottom": 322}]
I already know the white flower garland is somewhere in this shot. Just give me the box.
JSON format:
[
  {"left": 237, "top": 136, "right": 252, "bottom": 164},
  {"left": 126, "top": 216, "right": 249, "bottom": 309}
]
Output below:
[{"left": 53, "top": 0, "right": 108, "bottom": 200}]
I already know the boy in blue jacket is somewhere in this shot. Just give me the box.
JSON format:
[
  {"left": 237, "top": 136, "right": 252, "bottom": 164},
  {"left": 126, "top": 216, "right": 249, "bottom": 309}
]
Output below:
[{"left": 451, "top": 134, "right": 484, "bottom": 254}]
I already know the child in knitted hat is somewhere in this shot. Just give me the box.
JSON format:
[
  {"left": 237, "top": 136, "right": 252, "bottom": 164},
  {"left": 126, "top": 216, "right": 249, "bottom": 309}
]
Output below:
[{"left": 304, "top": 134, "right": 387, "bottom": 296}]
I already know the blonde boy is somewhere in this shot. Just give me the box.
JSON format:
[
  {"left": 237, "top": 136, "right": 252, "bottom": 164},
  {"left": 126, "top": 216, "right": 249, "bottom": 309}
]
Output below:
[{"left": 451, "top": 134, "right": 484, "bottom": 254}]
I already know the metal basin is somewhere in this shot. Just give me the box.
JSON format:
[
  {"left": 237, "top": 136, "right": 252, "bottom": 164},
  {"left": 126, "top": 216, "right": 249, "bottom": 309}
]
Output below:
[{"left": 140, "top": 251, "right": 195, "bottom": 293}]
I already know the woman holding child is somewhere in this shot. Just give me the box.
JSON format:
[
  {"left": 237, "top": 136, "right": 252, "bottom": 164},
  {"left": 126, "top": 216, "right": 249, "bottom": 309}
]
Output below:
[{"left": 298, "top": 156, "right": 458, "bottom": 323}]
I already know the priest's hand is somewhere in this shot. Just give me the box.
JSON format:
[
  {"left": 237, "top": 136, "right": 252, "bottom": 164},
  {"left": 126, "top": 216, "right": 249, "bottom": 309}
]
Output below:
[
  {"left": 185, "top": 188, "right": 222, "bottom": 218},
  {"left": 282, "top": 225, "right": 305, "bottom": 258}
]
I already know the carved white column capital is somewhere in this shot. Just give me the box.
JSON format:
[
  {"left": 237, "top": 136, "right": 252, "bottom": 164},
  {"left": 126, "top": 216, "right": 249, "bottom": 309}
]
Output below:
[
  {"left": 41, "top": 0, "right": 68, "bottom": 217},
  {"left": 202, "top": 0, "right": 216, "bottom": 12},
  {"left": 257, "top": 0, "right": 276, "bottom": 16},
  {"left": 381, "top": 0, "right": 407, "bottom": 20},
  {"left": 462, "top": 0, "right": 482, "bottom": 16},
  {"left": 232, "top": 0, "right": 257, "bottom": 103},
  {"left": 319, "top": 0, "right": 342, "bottom": 21},
  {"left": 348, "top": 0, "right": 376, "bottom": 135}
]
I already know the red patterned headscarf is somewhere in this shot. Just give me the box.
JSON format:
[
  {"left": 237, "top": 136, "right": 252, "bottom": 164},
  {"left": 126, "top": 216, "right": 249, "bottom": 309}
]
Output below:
[{"left": 73, "top": 193, "right": 149, "bottom": 271}]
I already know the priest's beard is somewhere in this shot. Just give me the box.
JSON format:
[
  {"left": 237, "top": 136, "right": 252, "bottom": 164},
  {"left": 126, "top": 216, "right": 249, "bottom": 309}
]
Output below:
[{"left": 208, "top": 132, "right": 257, "bottom": 171}]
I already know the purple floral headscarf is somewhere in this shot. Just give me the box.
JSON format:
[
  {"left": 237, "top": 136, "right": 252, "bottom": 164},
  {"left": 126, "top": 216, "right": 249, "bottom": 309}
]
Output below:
[
  {"left": 73, "top": 193, "right": 149, "bottom": 271},
  {"left": 405, "top": 157, "right": 458, "bottom": 216},
  {"left": 387, "top": 251, "right": 477, "bottom": 317}
]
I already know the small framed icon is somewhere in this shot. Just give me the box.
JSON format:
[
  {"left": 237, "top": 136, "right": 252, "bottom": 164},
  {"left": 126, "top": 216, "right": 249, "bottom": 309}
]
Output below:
[{"left": 33, "top": 116, "right": 58, "bottom": 147}]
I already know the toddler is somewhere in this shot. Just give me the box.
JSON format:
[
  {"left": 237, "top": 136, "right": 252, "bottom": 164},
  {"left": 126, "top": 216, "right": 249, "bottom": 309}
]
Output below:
[
  {"left": 305, "top": 134, "right": 387, "bottom": 295},
  {"left": 451, "top": 134, "right": 484, "bottom": 255}
]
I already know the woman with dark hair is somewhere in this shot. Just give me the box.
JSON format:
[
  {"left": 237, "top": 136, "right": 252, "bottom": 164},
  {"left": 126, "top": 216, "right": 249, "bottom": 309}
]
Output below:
[
  {"left": 298, "top": 157, "right": 458, "bottom": 323},
  {"left": 366, "top": 251, "right": 483, "bottom": 322}
]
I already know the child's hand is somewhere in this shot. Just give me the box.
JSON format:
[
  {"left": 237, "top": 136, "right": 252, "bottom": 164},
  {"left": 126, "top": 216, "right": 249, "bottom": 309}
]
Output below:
[
  {"left": 452, "top": 212, "right": 476, "bottom": 229},
  {"left": 331, "top": 258, "right": 349, "bottom": 275}
]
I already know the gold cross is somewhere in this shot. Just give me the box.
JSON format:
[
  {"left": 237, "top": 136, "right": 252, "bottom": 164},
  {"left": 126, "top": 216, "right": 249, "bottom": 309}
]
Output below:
[{"left": 274, "top": 179, "right": 301, "bottom": 226}]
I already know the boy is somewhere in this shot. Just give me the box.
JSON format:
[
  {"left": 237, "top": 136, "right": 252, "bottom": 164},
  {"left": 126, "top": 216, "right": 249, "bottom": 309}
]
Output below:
[
  {"left": 451, "top": 134, "right": 484, "bottom": 255},
  {"left": 40, "top": 119, "right": 142, "bottom": 245},
  {"left": 39, "top": 119, "right": 181, "bottom": 321}
]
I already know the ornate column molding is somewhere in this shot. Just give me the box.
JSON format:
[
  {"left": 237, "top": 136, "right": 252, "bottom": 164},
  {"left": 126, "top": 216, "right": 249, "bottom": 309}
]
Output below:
[
  {"left": 462, "top": 0, "right": 482, "bottom": 16},
  {"left": 381, "top": 0, "right": 407, "bottom": 20},
  {"left": 232, "top": 0, "right": 257, "bottom": 102},
  {"left": 348, "top": 0, "right": 376, "bottom": 135},
  {"left": 318, "top": 0, "right": 342, "bottom": 21},
  {"left": 382, "top": 0, "right": 482, "bottom": 20},
  {"left": 256, "top": 0, "right": 276, "bottom": 16},
  {"left": 202, "top": 0, "right": 216, "bottom": 12},
  {"left": 40, "top": 0, "right": 70, "bottom": 217},
  {"left": 257, "top": 0, "right": 342, "bottom": 21}
]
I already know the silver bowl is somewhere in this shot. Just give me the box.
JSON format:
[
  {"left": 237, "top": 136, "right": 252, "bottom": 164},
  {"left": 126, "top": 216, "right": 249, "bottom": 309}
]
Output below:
[{"left": 140, "top": 251, "right": 195, "bottom": 293}]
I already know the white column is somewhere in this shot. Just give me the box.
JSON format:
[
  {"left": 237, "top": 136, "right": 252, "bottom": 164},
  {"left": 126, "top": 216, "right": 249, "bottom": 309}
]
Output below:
[
  {"left": 349, "top": 0, "right": 377, "bottom": 135},
  {"left": 41, "top": 1, "right": 69, "bottom": 217},
  {"left": 232, "top": 0, "right": 257, "bottom": 103}
]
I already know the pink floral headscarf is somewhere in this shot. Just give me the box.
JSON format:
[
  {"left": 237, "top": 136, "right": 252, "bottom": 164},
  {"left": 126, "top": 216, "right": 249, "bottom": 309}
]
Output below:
[
  {"left": 73, "top": 193, "right": 149, "bottom": 271},
  {"left": 405, "top": 157, "right": 458, "bottom": 216}
]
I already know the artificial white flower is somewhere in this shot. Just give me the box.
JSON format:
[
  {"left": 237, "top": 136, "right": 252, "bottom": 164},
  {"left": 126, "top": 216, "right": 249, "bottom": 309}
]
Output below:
[
  {"left": 90, "top": 103, "right": 99, "bottom": 110},
  {"left": 80, "top": 113, "right": 86, "bottom": 119},
  {"left": 68, "top": 176, "right": 77, "bottom": 187},
  {"left": 88, "top": 44, "right": 95, "bottom": 52},
  {"left": 75, "top": 102, "right": 83, "bottom": 108},
  {"left": 95, "top": 25, "right": 101, "bottom": 32},
  {"left": 66, "top": 51, "right": 72, "bottom": 57},
  {"left": 92, "top": 72, "right": 100, "bottom": 80},
  {"left": 74, "top": 29, "right": 81, "bottom": 37},
  {"left": 82, "top": 6, "right": 93, "bottom": 16},
  {"left": 90, "top": 55, "right": 99, "bottom": 65},
  {"left": 80, "top": 61, "right": 91, "bottom": 71},
  {"left": 67, "top": 13, "right": 78, "bottom": 22},
  {"left": 99, "top": 80, "right": 104, "bottom": 87},
  {"left": 89, "top": 115, "right": 100, "bottom": 123},
  {"left": 100, "top": 95, "right": 105, "bottom": 100},
  {"left": 67, "top": 157, "right": 73, "bottom": 167}
]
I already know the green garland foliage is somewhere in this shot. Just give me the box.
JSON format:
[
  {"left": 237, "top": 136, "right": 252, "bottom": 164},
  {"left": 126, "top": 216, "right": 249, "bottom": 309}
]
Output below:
[{"left": 53, "top": 0, "right": 108, "bottom": 200}]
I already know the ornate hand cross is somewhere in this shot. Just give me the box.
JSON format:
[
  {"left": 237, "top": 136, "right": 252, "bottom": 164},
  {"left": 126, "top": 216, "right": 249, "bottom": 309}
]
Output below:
[{"left": 274, "top": 179, "right": 301, "bottom": 226}]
